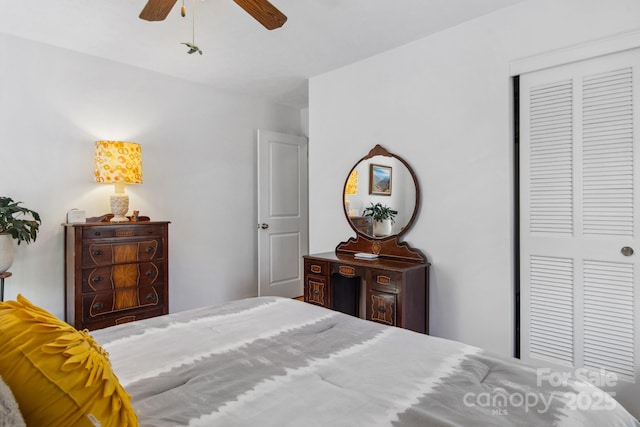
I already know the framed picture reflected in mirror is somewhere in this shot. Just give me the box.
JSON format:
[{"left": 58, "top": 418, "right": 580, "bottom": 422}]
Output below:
[{"left": 369, "top": 164, "right": 392, "bottom": 195}]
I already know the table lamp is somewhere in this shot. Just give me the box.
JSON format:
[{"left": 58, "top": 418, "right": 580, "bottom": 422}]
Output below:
[{"left": 94, "top": 141, "right": 142, "bottom": 222}]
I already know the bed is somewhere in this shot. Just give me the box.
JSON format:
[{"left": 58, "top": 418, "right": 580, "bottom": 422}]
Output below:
[
  {"left": 91, "top": 296, "right": 638, "bottom": 427},
  {"left": 0, "top": 295, "right": 638, "bottom": 426}
]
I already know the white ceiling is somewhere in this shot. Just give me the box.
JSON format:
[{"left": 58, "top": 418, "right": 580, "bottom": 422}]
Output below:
[{"left": 0, "top": 0, "right": 526, "bottom": 108}]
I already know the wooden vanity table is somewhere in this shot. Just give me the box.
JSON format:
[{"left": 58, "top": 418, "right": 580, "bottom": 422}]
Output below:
[
  {"left": 304, "top": 251, "right": 428, "bottom": 333},
  {"left": 304, "top": 144, "right": 430, "bottom": 334}
]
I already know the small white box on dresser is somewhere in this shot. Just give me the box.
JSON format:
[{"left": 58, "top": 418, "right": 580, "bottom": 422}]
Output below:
[{"left": 66, "top": 209, "right": 86, "bottom": 224}]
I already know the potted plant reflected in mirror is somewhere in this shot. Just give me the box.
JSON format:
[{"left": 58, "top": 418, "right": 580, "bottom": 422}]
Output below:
[
  {"left": 0, "top": 197, "right": 41, "bottom": 273},
  {"left": 362, "top": 202, "right": 397, "bottom": 237}
]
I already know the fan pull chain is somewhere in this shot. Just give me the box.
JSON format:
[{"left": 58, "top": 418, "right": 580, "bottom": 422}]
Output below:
[{"left": 181, "top": 0, "right": 186, "bottom": 17}]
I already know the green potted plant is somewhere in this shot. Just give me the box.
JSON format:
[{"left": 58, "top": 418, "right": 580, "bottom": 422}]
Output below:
[
  {"left": 362, "top": 202, "right": 397, "bottom": 237},
  {"left": 0, "top": 197, "right": 42, "bottom": 273}
]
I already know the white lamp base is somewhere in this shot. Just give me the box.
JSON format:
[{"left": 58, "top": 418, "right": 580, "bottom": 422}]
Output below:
[{"left": 110, "top": 193, "right": 129, "bottom": 222}]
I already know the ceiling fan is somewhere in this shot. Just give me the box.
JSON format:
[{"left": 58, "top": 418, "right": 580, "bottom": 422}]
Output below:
[{"left": 139, "top": 0, "right": 287, "bottom": 30}]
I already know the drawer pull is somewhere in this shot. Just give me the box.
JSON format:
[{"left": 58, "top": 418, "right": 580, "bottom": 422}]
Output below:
[
  {"left": 313, "top": 289, "right": 320, "bottom": 296},
  {"left": 92, "top": 249, "right": 103, "bottom": 257},
  {"left": 377, "top": 306, "right": 387, "bottom": 313},
  {"left": 145, "top": 269, "right": 155, "bottom": 277},
  {"left": 146, "top": 246, "right": 154, "bottom": 253},
  {"left": 92, "top": 276, "right": 103, "bottom": 283},
  {"left": 376, "top": 275, "right": 392, "bottom": 285},
  {"left": 93, "top": 302, "right": 104, "bottom": 311},
  {"left": 93, "top": 231, "right": 102, "bottom": 237},
  {"left": 146, "top": 293, "right": 156, "bottom": 301}
]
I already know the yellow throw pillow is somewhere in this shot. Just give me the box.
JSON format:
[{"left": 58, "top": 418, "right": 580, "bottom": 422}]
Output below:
[{"left": 0, "top": 294, "right": 138, "bottom": 427}]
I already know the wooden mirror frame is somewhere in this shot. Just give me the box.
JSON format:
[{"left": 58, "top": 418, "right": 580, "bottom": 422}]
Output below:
[{"left": 337, "top": 144, "right": 425, "bottom": 263}]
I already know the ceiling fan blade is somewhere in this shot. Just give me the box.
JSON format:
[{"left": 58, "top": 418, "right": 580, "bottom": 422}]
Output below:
[
  {"left": 139, "top": 0, "right": 178, "bottom": 21},
  {"left": 232, "top": 0, "right": 287, "bottom": 30}
]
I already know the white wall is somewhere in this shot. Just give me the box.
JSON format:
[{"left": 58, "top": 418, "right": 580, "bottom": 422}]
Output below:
[
  {"left": 309, "top": 0, "right": 640, "bottom": 356},
  {"left": 0, "top": 33, "right": 302, "bottom": 319}
]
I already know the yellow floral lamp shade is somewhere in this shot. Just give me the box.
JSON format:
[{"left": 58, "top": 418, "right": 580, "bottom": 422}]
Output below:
[
  {"left": 94, "top": 141, "right": 143, "bottom": 185},
  {"left": 94, "top": 141, "right": 142, "bottom": 223}
]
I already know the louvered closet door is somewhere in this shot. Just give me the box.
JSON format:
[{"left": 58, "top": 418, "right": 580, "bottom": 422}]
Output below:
[{"left": 520, "top": 48, "right": 640, "bottom": 416}]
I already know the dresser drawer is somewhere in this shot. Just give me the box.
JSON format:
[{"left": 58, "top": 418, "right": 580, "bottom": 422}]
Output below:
[
  {"left": 82, "top": 307, "right": 166, "bottom": 331},
  {"left": 367, "top": 291, "right": 396, "bottom": 326},
  {"left": 81, "top": 239, "right": 163, "bottom": 267},
  {"left": 82, "top": 225, "right": 166, "bottom": 240},
  {"left": 369, "top": 269, "right": 400, "bottom": 292},
  {"left": 82, "top": 262, "right": 164, "bottom": 293},
  {"left": 305, "top": 258, "right": 328, "bottom": 276},
  {"left": 82, "top": 284, "right": 164, "bottom": 319}
]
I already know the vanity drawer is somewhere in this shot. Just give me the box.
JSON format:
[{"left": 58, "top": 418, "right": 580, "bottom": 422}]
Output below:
[
  {"left": 305, "top": 258, "right": 328, "bottom": 276},
  {"left": 367, "top": 290, "right": 396, "bottom": 327},
  {"left": 369, "top": 269, "right": 400, "bottom": 292},
  {"left": 332, "top": 263, "right": 366, "bottom": 279},
  {"left": 305, "top": 277, "right": 329, "bottom": 308}
]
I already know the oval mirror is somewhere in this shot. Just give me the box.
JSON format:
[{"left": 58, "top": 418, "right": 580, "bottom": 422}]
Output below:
[{"left": 342, "top": 145, "right": 419, "bottom": 240}]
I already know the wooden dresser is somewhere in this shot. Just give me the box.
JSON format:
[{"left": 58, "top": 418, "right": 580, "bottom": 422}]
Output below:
[
  {"left": 63, "top": 221, "right": 169, "bottom": 330},
  {"left": 304, "top": 250, "right": 429, "bottom": 334}
]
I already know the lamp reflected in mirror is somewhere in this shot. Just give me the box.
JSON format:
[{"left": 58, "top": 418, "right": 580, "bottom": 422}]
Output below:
[{"left": 344, "top": 170, "right": 359, "bottom": 216}]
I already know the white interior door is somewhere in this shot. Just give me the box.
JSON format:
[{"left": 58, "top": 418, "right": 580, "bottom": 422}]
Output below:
[
  {"left": 257, "top": 130, "right": 308, "bottom": 298},
  {"left": 520, "top": 49, "right": 640, "bottom": 418}
]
